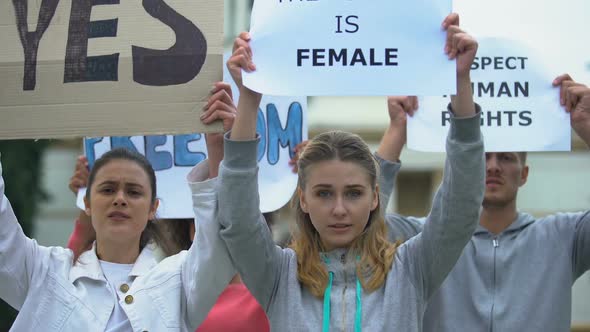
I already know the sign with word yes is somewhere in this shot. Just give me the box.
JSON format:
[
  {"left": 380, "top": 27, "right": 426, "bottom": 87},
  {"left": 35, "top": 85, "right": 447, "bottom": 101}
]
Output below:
[{"left": 0, "top": 0, "right": 223, "bottom": 139}]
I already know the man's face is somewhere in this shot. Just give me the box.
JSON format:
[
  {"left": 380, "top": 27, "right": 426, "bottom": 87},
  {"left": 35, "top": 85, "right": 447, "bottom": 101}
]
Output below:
[{"left": 483, "top": 152, "right": 529, "bottom": 208}]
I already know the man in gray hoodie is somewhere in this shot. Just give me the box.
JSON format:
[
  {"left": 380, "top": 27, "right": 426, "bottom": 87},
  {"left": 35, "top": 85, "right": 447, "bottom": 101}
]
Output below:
[{"left": 376, "top": 74, "right": 590, "bottom": 332}]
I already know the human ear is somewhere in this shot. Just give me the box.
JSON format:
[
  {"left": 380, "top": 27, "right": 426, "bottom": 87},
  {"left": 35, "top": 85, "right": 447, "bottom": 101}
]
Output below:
[
  {"left": 148, "top": 199, "right": 160, "bottom": 220},
  {"left": 371, "top": 185, "right": 379, "bottom": 211},
  {"left": 519, "top": 165, "right": 529, "bottom": 187},
  {"left": 83, "top": 196, "right": 91, "bottom": 217},
  {"left": 298, "top": 187, "right": 309, "bottom": 213}
]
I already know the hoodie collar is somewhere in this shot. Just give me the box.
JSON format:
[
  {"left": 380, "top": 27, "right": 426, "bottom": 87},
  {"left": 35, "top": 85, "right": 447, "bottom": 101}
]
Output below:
[
  {"left": 320, "top": 248, "right": 358, "bottom": 282},
  {"left": 474, "top": 211, "right": 535, "bottom": 236},
  {"left": 69, "top": 242, "right": 158, "bottom": 283}
]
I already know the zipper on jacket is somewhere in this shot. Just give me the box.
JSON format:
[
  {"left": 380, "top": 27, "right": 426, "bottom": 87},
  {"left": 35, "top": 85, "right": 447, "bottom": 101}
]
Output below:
[
  {"left": 490, "top": 237, "right": 499, "bottom": 332},
  {"left": 341, "top": 253, "right": 347, "bottom": 332}
]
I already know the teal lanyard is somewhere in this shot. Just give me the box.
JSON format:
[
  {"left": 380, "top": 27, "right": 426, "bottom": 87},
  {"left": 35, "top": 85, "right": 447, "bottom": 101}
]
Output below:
[
  {"left": 322, "top": 259, "right": 362, "bottom": 332},
  {"left": 322, "top": 272, "right": 334, "bottom": 332}
]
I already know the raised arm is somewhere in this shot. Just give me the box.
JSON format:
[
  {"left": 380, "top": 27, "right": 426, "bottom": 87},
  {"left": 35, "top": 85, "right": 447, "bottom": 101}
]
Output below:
[
  {"left": 445, "top": 13, "right": 477, "bottom": 119},
  {"left": 398, "top": 13, "right": 485, "bottom": 300},
  {"left": 572, "top": 210, "right": 590, "bottom": 277},
  {"left": 376, "top": 96, "right": 417, "bottom": 210},
  {"left": 227, "top": 32, "right": 262, "bottom": 141},
  {"left": 553, "top": 74, "right": 590, "bottom": 147},
  {"left": 0, "top": 155, "right": 57, "bottom": 310},
  {"left": 66, "top": 156, "right": 95, "bottom": 260},
  {"left": 217, "top": 32, "right": 285, "bottom": 310},
  {"left": 552, "top": 74, "right": 590, "bottom": 276},
  {"left": 182, "top": 82, "right": 238, "bottom": 328}
]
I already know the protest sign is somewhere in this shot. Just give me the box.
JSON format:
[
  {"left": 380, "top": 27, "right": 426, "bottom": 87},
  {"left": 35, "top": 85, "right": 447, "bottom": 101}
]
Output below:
[
  {"left": 77, "top": 94, "right": 308, "bottom": 217},
  {"left": 454, "top": 0, "right": 590, "bottom": 84},
  {"left": 224, "top": 51, "right": 308, "bottom": 214},
  {"left": 406, "top": 0, "right": 590, "bottom": 151},
  {"left": 242, "top": 0, "right": 455, "bottom": 96},
  {"left": 408, "top": 38, "right": 570, "bottom": 152},
  {"left": 0, "top": 0, "right": 223, "bottom": 139}
]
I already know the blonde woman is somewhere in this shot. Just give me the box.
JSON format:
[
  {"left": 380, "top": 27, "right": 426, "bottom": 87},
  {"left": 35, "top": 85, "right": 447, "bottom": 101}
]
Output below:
[{"left": 210, "top": 13, "right": 484, "bottom": 331}]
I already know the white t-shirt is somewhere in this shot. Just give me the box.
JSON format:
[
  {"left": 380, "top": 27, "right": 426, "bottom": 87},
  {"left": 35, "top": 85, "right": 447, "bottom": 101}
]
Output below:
[{"left": 99, "top": 260, "right": 134, "bottom": 332}]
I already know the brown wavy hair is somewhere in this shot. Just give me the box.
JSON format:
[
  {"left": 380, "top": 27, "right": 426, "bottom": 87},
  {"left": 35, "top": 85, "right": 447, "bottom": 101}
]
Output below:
[{"left": 289, "top": 131, "right": 399, "bottom": 298}]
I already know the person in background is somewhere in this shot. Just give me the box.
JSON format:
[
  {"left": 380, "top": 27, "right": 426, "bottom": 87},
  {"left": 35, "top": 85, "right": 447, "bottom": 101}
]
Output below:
[{"left": 371, "top": 75, "right": 590, "bottom": 331}]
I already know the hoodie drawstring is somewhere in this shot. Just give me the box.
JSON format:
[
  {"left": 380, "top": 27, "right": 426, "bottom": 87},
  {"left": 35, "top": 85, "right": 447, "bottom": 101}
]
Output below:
[{"left": 322, "top": 258, "right": 362, "bottom": 332}]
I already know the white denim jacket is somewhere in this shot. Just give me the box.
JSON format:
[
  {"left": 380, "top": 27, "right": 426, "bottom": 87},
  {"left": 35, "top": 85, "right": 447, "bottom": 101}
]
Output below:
[{"left": 0, "top": 158, "right": 235, "bottom": 331}]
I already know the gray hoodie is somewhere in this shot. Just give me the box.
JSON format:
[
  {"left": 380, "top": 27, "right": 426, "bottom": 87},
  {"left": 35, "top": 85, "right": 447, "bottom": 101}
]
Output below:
[
  {"left": 217, "top": 113, "right": 484, "bottom": 332},
  {"left": 379, "top": 158, "right": 590, "bottom": 332}
]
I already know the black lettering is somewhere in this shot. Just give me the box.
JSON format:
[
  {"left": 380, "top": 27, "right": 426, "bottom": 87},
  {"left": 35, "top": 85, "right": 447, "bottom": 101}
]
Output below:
[
  {"left": 369, "top": 49, "right": 382, "bottom": 66},
  {"left": 12, "top": 0, "right": 60, "bottom": 90},
  {"left": 345, "top": 15, "right": 359, "bottom": 33},
  {"left": 335, "top": 15, "right": 343, "bottom": 33},
  {"left": 312, "top": 49, "right": 325, "bottom": 66},
  {"left": 481, "top": 57, "right": 492, "bottom": 70},
  {"left": 132, "top": 0, "right": 207, "bottom": 86},
  {"left": 471, "top": 57, "right": 480, "bottom": 70},
  {"left": 471, "top": 56, "right": 527, "bottom": 71},
  {"left": 505, "top": 57, "right": 517, "bottom": 70},
  {"left": 504, "top": 110, "right": 517, "bottom": 125},
  {"left": 329, "top": 49, "right": 347, "bottom": 66},
  {"left": 385, "top": 48, "right": 398, "bottom": 66},
  {"left": 88, "top": 18, "right": 118, "bottom": 38},
  {"left": 476, "top": 82, "right": 494, "bottom": 97},
  {"left": 441, "top": 111, "right": 452, "bottom": 126},
  {"left": 487, "top": 111, "right": 502, "bottom": 126},
  {"left": 497, "top": 82, "right": 512, "bottom": 97},
  {"left": 350, "top": 48, "right": 367, "bottom": 66},
  {"left": 297, "top": 49, "right": 310, "bottom": 66},
  {"left": 494, "top": 57, "right": 503, "bottom": 70},
  {"left": 518, "top": 57, "right": 528, "bottom": 69},
  {"left": 515, "top": 81, "right": 529, "bottom": 97},
  {"left": 519, "top": 111, "right": 532, "bottom": 126},
  {"left": 64, "top": 0, "right": 120, "bottom": 83}
]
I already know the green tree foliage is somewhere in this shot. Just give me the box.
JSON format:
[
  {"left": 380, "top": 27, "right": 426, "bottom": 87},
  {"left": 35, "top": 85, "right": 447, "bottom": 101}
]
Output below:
[{"left": 0, "top": 140, "right": 49, "bottom": 331}]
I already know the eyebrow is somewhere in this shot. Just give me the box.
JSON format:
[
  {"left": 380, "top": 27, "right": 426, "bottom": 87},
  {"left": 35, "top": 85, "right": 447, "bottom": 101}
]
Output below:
[
  {"left": 312, "top": 184, "right": 367, "bottom": 189},
  {"left": 97, "top": 180, "right": 144, "bottom": 188}
]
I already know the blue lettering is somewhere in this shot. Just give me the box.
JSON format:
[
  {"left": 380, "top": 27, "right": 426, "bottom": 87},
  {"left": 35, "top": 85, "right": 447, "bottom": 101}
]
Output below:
[
  {"left": 174, "top": 134, "right": 206, "bottom": 166},
  {"left": 110, "top": 136, "right": 139, "bottom": 152},
  {"left": 84, "top": 137, "right": 104, "bottom": 168},
  {"left": 256, "top": 108, "right": 266, "bottom": 162},
  {"left": 266, "top": 102, "right": 303, "bottom": 165},
  {"left": 145, "top": 136, "right": 172, "bottom": 171}
]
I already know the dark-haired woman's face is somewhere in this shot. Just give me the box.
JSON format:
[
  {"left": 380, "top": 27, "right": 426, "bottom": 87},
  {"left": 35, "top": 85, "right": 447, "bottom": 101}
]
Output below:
[{"left": 84, "top": 159, "right": 158, "bottom": 246}]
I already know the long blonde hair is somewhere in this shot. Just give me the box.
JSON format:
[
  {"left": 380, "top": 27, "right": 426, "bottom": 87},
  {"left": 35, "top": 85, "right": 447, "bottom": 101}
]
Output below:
[{"left": 289, "top": 131, "right": 399, "bottom": 298}]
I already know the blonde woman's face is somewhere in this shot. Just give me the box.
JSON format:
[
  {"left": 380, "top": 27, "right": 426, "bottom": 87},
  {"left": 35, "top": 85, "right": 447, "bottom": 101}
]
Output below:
[{"left": 299, "top": 159, "right": 378, "bottom": 251}]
